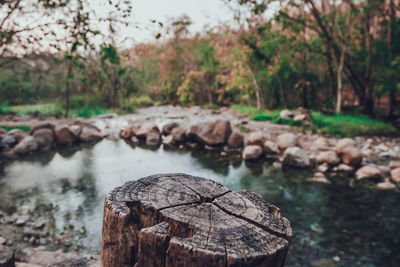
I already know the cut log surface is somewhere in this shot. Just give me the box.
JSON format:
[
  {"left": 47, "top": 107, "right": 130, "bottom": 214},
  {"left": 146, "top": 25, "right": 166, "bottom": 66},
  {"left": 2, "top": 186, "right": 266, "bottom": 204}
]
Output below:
[{"left": 101, "top": 173, "right": 292, "bottom": 267}]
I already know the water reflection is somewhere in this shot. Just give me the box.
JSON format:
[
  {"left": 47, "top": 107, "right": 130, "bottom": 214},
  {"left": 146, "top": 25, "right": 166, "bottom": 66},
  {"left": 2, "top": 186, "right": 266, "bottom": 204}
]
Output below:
[{"left": 0, "top": 140, "right": 399, "bottom": 266}]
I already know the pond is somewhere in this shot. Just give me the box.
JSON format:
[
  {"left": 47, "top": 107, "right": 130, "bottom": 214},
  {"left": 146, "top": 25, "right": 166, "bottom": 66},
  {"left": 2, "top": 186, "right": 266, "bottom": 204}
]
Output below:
[{"left": 0, "top": 139, "right": 399, "bottom": 266}]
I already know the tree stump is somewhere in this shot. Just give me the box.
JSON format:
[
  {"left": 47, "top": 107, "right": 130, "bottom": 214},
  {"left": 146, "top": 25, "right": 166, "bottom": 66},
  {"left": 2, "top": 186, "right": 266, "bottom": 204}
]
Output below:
[
  {"left": 101, "top": 173, "right": 292, "bottom": 267},
  {"left": 0, "top": 245, "right": 15, "bottom": 267}
]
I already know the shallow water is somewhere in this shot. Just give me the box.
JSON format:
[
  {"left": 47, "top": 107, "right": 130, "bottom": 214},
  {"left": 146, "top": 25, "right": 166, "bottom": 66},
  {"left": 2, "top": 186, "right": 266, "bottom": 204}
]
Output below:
[{"left": 0, "top": 140, "right": 399, "bottom": 266}]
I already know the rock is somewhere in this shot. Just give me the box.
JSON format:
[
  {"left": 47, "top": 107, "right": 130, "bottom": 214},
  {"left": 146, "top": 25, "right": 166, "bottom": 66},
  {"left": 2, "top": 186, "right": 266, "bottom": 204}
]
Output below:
[
  {"left": 356, "top": 165, "right": 383, "bottom": 181},
  {"left": 29, "top": 123, "right": 55, "bottom": 135},
  {"left": 0, "top": 135, "right": 16, "bottom": 149},
  {"left": 293, "top": 114, "right": 307, "bottom": 121},
  {"left": 277, "top": 133, "right": 297, "bottom": 150},
  {"left": 282, "top": 147, "right": 310, "bottom": 168},
  {"left": 136, "top": 122, "right": 159, "bottom": 140},
  {"left": 263, "top": 141, "right": 279, "bottom": 154},
  {"left": 335, "top": 138, "right": 356, "bottom": 154},
  {"left": 309, "top": 174, "right": 330, "bottom": 184},
  {"left": 79, "top": 127, "right": 103, "bottom": 143},
  {"left": 341, "top": 146, "right": 363, "bottom": 167},
  {"left": 246, "top": 132, "right": 269, "bottom": 147},
  {"left": 362, "top": 149, "right": 374, "bottom": 157},
  {"left": 162, "top": 135, "right": 174, "bottom": 146},
  {"left": 24, "top": 250, "right": 91, "bottom": 267},
  {"left": 0, "top": 237, "right": 5, "bottom": 245},
  {"left": 119, "top": 128, "right": 133, "bottom": 139},
  {"left": 227, "top": 131, "right": 243, "bottom": 148},
  {"left": 8, "top": 129, "right": 27, "bottom": 143},
  {"left": 318, "top": 163, "right": 329, "bottom": 173},
  {"left": 317, "top": 151, "right": 340, "bottom": 166},
  {"left": 280, "top": 109, "right": 293, "bottom": 119},
  {"left": 145, "top": 130, "right": 161, "bottom": 146},
  {"left": 16, "top": 217, "right": 27, "bottom": 226},
  {"left": 337, "top": 163, "right": 354, "bottom": 172},
  {"left": 0, "top": 244, "right": 14, "bottom": 267},
  {"left": 32, "top": 129, "right": 54, "bottom": 150},
  {"left": 390, "top": 168, "right": 400, "bottom": 183},
  {"left": 332, "top": 256, "right": 341, "bottom": 263},
  {"left": 293, "top": 107, "right": 311, "bottom": 118},
  {"left": 377, "top": 179, "right": 396, "bottom": 190},
  {"left": 170, "top": 126, "right": 186, "bottom": 143},
  {"left": 389, "top": 161, "right": 400, "bottom": 170},
  {"left": 162, "top": 122, "right": 179, "bottom": 136},
  {"left": 188, "top": 120, "right": 232, "bottom": 146},
  {"left": 313, "top": 137, "right": 330, "bottom": 149},
  {"left": 242, "top": 145, "right": 263, "bottom": 161},
  {"left": 14, "top": 136, "right": 38, "bottom": 155},
  {"left": 55, "top": 125, "right": 80, "bottom": 145}
]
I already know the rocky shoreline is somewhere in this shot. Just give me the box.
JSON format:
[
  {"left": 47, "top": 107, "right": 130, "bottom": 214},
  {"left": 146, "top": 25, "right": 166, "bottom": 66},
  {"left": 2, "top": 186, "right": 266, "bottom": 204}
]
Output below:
[
  {"left": 1, "top": 106, "right": 400, "bottom": 190},
  {"left": 0, "top": 105, "right": 399, "bottom": 266}
]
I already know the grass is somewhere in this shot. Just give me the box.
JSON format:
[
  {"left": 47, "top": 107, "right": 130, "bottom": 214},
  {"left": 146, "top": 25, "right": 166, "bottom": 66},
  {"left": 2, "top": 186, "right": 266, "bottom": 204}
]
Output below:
[
  {"left": 0, "top": 125, "right": 31, "bottom": 132},
  {"left": 232, "top": 104, "right": 397, "bottom": 137},
  {"left": 8, "top": 103, "right": 63, "bottom": 116}
]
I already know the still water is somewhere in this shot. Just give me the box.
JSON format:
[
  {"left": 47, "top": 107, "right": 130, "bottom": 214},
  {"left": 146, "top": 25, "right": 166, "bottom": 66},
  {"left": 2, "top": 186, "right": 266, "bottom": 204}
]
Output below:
[{"left": 0, "top": 140, "right": 399, "bottom": 266}]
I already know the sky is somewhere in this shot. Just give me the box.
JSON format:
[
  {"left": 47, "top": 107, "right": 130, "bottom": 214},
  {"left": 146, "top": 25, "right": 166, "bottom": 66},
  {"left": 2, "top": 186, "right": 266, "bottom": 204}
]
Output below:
[{"left": 125, "top": 0, "right": 235, "bottom": 43}]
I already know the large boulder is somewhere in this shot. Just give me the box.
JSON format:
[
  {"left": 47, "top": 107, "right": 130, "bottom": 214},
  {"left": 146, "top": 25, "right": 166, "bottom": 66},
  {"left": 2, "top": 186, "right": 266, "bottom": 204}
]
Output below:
[
  {"left": 8, "top": 129, "right": 27, "bottom": 143},
  {"left": 242, "top": 145, "right": 263, "bottom": 161},
  {"left": 14, "top": 136, "right": 38, "bottom": 155},
  {"left": 171, "top": 126, "right": 186, "bottom": 143},
  {"left": 32, "top": 128, "right": 54, "bottom": 150},
  {"left": 246, "top": 132, "right": 269, "bottom": 147},
  {"left": 55, "top": 125, "right": 80, "bottom": 145},
  {"left": 228, "top": 131, "right": 244, "bottom": 148},
  {"left": 335, "top": 138, "right": 356, "bottom": 154},
  {"left": 136, "top": 122, "right": 160, "bottom": 140},
  {"left": 356, "top": 165, "right": 383, "bottom": 181},
  {"left": 317, "top": 151, "right": 340, "bottom": 166},
  {"left": 391, "top": 168, "right": 400, "bottom": 184},
  {"left": 263, "top": 141, "right": 279, "bottom": 154},
  {"left": 0, "top": 134, "right": 16, "bottom": 149},
  {"left": 162, "top": 122, "right": 180, "bottom": 136},
  {"left": 277, "top": 133, "right": 297, "bottom": 150},
  {"left": 29, "top": 122, "right": 55, "bottom": 135},
  {"left": 188, "top": 120, "right": 232, "bottom": 146},
  {"left": 145, "top": 130, "right": 161, "bottom": 146},
  {"left": 282, "top": 147, "right": 310, "bottom": 168},
  {"left": 341, "top": 146, "right": 363, "bottom": 167},
  {"left": 79, "top": 127, "right": 103, "bottom": 143}
]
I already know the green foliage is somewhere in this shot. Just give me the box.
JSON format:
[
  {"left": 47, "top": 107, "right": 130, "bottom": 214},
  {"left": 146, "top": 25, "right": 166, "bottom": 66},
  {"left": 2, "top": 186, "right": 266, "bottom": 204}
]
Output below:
[
  {"left": 0, "top": 102, "right": 10, "bottom": 114},
  {"left": 233, "top": 104, "right": 397, "bottom": 137},
  {"left": 0, "top": 125, "right": 31, "bottom": 132},
  {"left": 311, "top": 112, "right": 397, "bottom": 137},
  {"left": 73, "top": 106, "right": 108, "bottom": 118}
]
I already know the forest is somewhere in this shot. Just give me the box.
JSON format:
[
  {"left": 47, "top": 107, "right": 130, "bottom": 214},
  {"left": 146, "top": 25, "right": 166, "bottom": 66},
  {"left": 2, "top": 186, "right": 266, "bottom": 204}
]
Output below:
[
  {"left": 0, "top": 0, "right": 399, "bottom": 122},
  {"left": 1, "top": 1, "right": 400, "bottom": 267}
]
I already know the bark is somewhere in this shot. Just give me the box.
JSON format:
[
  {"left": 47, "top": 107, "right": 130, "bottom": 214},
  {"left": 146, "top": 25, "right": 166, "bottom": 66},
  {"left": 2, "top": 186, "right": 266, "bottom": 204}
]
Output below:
[
  {"left": 101, "top": 173, "right": 292, "bottom": 267},
  {"left": 336, "top": 46, "right": 346, "bottom": 114},
  {"left": 64, "top": 62, "right": 72, "bottom": 118}
]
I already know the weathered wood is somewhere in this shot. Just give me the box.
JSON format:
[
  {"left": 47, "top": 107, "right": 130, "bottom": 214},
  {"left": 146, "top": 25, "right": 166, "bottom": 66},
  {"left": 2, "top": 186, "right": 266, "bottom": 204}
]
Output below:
[
  {"left": 101, "top": 173, "right": 292, "bottom": 267},
  {"left": 0, "top": 245, "right": 15, "bottom": 267}
]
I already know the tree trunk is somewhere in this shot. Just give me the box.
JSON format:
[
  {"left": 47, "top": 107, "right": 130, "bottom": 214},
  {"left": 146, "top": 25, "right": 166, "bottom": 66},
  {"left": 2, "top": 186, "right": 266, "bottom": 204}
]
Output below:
[
  {"left": 336, "top": 46, "right": 346, "bottom": 114},
  {"left": 64, "top": 62, "right": 72, "bottom": 118},
  {"left": 0, "top": 245, "right": 15, "bottom": 267},
  {"left": 101, "top": 173, "right": 292, "bottom": 267}
]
